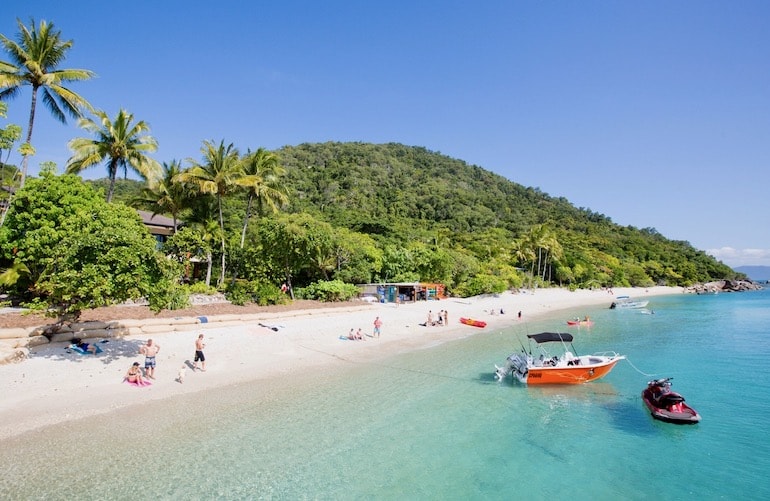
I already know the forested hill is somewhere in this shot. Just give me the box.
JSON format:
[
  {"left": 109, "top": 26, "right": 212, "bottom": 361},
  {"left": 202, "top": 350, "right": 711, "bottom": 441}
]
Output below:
[
  {"left": 99, "top": 141, "right": 737, "bottom": 290},
  {"left": 274, "top": 142, "right": 735, "bottom": 286}
]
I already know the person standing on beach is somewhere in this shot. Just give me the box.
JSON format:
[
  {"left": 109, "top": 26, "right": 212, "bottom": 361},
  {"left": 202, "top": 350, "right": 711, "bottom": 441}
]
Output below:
[
  {"left": 194, "top": 334, "right": 206, "bottom": 372},
  {"left": 373, "top": 316, "right": 382, "bottom": 338},
  {"left": 139, "top": 339, "right": 160, "bottom": 379}
]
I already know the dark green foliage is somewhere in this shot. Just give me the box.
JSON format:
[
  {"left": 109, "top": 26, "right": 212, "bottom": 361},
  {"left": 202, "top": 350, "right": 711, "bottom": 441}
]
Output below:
[
  {"left": 0, "top": 173, "right": 180, "bottom": 317},
  {"left": 223, "top": 280, "right": 287, "bottom": 306},
  {"left": 92, "top": 141, "right": 737, "bottom": 296},
  {"left": 297, "top": 280, "right": 360, "bottom": 302},
  {"left": 275, "top": 142, "right": 737, "bottom": 287},
  {"left": 147, "top": 273, "right": 190, "bottom": 311},
  {"left": 453, "top": 274, "right": 508, "bottom": 297}
]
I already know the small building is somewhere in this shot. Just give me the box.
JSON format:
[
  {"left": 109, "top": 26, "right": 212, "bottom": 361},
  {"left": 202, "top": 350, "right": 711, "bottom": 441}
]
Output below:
[
  {"left": 358, "top": 282, "right": 446, "bottom": 303},
  {"left": 137, "top": 210, "right": 177, "bottom": 248}
]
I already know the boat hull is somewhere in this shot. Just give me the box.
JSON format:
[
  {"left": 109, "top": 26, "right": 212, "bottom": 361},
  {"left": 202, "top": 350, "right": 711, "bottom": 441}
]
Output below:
[
  {"left": 459, "top": 317, "right": 487, "bottom": 328},
  {"left": 523, "top": 357, "right": 621, "bottom": 384},
  {"left": 610, "top": 300, "right": 649, "bottom": 309}
]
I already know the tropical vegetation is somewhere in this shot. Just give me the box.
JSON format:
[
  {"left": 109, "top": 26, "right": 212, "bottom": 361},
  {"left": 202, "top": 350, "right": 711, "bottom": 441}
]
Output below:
[
  {"left": 0, "top": 18, "right": 743, "bottom": 320},
  {"left": 65, "top": 108, "right": 161, "bottom": 202},
  {"left": 0, "top": 18, "right": 95, "bottom": 188}
]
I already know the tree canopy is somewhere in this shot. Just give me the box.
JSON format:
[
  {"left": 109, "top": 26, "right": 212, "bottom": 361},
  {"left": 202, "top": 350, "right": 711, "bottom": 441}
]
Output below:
[
  {"left": 0, "top": 18, "right": 95, "bottom": 187},
  {"left": 0, "top": 172, "right": 178, "bottom": 318}
]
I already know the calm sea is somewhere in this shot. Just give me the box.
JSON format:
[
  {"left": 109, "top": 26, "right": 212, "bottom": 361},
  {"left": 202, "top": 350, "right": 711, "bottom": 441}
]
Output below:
[{"left": 2, "top": 288, "right": 769, "bottom": 500}]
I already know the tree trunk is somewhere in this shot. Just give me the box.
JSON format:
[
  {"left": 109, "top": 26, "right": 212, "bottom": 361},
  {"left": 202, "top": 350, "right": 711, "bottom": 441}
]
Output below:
[
  {"left": 240, "top": 195, "right": 254, "bottom": 248},
  {"left": 205, "top": 252, "right": 213, "bottom": 287},
  {"left": 217, "top": 196, "right": 226, "bottom": 286},
  {"left": 18, "top": 87, "right": 39, "bottom": 190}
]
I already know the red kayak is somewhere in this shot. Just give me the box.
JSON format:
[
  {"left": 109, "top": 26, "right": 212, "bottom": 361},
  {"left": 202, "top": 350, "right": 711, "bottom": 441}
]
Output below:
[
  {"left": 460, "top": 317, "right": 487, "bottom": 328},
  {"left": 642, "top": 378, "right": 700, "bottom": 424},
  {"left": 566, "top": 319, "right": 593, "bottom": 326}
]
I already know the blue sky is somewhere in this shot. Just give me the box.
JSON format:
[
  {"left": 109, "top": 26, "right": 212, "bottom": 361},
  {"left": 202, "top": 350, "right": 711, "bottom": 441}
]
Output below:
[{"left": 3, "top": 1, "right": 769, "bottom": 267}]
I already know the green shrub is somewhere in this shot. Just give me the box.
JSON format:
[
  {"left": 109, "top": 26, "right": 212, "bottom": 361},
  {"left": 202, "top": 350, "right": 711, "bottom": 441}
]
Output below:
[
  {"left": 224, "top": 280, "right": 251, "bottom": 306},
  {"left": 223, "top": 280, "right": 288, "bottom": 306},
  {"left": 454, "top": 274, "right": 507, "bottom": 298},
  {"left": 253, "top": 282, "right": 286, "bottom": 306},
  {"left": 187, "top": 282, "right": 218, "bottom": 295},
  {"left": 299, "top": 280, "right": 360, "bottom": 302},
  {"left": 148, "top": 281, "right": 190, "bottom": 311}
]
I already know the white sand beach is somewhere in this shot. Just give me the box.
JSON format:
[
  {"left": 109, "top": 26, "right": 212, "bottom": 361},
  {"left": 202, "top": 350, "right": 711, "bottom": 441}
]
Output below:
[{"left": 0, "top": 286, "right": 679, "bottom": 440}]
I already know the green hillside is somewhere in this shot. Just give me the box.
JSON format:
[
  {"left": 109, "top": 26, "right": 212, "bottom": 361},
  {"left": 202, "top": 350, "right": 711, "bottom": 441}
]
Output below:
[
  {"left": 274, "top": 142, "right": 736, "bottom": 288},
  {"left": 93, "top": 141, "right": 737, "bottom": 295}
]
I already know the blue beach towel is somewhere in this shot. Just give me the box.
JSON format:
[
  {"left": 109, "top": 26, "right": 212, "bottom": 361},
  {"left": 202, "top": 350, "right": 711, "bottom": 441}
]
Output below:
[{"left": 70, "top": 344, "right": 103, "bottom": 355}]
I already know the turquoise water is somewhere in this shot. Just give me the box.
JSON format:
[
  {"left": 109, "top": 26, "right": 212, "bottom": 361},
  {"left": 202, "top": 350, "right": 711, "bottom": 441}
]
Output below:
[{"left": 2, "top": 289, "right": 769, "bottom": 499}]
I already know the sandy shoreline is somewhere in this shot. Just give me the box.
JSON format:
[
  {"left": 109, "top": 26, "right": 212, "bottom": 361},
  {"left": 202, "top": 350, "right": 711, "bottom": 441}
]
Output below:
[{"left": 0, "top": 286, "right": 680, "bottom": 440}]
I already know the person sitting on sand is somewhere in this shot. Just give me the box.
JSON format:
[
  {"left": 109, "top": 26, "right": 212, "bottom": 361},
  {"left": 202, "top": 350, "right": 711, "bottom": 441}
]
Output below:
[
  {"left": 356, "top": 328, "right": 365, "bottom": 341},
  {"left": 125, "top": 362, "right": 144, "bottom": 385},
  {"left": 347, "top": 328, "right": 356, "bottom": 340}
]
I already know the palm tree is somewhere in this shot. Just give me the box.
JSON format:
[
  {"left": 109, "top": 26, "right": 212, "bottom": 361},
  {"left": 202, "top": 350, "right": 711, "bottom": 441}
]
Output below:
[
  {"left": 237, "top": 148, "right": 288, "bottom": 248},
  {"left": 187, "top": 219, "right": 220, "bottom": 287},
  {"left": 131, "top": 160, "right": 190, "bottom": 232},
  {"left": 177, "top": 140, "right": 242, "bottom": 286},
  {"left": 523, "top": 223, "right": 562, "bottom": 283},
  {"left": 0, "top": 18, "right": 95, "bottom": 188},
  {"left": 65, "top": 109, "right": 161, "bottom": 202}
]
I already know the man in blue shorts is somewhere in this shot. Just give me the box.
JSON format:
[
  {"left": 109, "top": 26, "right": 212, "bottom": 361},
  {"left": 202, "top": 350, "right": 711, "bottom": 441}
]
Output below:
[{"left": 139, "top": 339, "right": 160, "bottom": 379}]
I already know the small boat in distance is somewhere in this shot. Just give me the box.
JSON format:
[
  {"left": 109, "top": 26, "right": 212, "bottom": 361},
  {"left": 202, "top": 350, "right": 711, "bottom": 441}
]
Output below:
[
  {"left": 609, "top": 295, "right": 649, "bottom": 309},
  {"left": 494, "top": 332, "right": 624, "bottom": 384},
  {"left": 460, "top": 317, "right": 487, "bottom": 328},
  {"left": 641, "top": 377, "right": 701, "bottom": 424},
  {"left": 567, "top": 316, "right": 593, "bottom": 326}
]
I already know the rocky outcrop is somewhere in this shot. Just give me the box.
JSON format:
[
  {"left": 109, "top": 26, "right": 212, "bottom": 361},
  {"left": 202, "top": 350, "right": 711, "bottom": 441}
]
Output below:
[{"left": 685, "top": 280, "right": 763, "bottom": 294}]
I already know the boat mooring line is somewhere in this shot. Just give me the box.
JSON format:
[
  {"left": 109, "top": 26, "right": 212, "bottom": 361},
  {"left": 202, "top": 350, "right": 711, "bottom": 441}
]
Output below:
[{"left": 624, "top": 357, "right": 657, "bottom": 378}]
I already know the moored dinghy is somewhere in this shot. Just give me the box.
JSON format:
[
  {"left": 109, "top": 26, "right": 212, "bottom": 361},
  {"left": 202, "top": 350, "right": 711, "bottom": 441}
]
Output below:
[{"left": 494, "top": 332, "right": 624, "bottom": 384}]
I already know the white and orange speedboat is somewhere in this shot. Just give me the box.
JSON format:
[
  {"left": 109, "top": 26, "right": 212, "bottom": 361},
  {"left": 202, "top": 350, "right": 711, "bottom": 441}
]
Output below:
[{"left": 494, "top": 332, "right": 625, "bottom": 385}]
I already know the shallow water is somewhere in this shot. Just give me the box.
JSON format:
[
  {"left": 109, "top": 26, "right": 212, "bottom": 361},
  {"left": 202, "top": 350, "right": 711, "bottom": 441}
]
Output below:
[{"left": 2, "top": 289, "right": 769, "bottom": 499}]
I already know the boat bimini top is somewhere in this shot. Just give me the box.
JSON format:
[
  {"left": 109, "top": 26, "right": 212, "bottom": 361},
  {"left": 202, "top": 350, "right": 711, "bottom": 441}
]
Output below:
[{"left": 527, "top": 332, "right": 574, "bottom": 344}]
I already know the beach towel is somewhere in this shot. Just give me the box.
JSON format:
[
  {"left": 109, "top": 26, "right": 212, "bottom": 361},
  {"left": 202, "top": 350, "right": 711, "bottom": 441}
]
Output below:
[
  {"left": 69, "top": 344, "right": 103, "bottom": 355},
  {"left": 124, "top": 378, "right": 152, "bottom": 387},
  {"left": 259, "top": 322, "right": 283, "bottom": 331}
]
